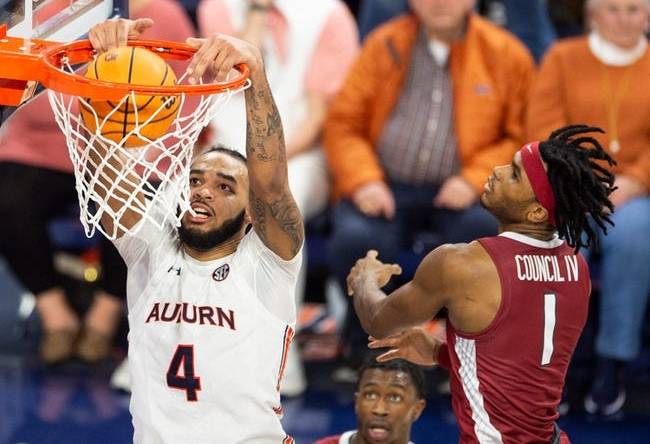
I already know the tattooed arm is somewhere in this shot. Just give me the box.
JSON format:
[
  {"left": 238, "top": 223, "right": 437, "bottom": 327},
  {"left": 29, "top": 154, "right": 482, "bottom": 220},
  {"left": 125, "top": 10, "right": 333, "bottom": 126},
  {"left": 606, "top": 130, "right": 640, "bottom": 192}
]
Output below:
[
  {"left": 185, "top": 33, "right": 304, "bottom": 260},
  {"left": 244, "top": 66, "right": 304, "bottom": 260}
]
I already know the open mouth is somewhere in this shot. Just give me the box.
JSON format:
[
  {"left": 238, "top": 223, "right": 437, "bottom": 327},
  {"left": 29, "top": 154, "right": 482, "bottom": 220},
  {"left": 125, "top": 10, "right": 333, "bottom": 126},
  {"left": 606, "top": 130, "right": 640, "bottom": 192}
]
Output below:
[
  {"left": 365, "top": 420, "right": 391, "bottom": 442},
  {"left": 187, "top": 203, "right": 212, "bottom": 223},
  {"left": 367, "top": 427, "right": 390, "bottom": 441}
]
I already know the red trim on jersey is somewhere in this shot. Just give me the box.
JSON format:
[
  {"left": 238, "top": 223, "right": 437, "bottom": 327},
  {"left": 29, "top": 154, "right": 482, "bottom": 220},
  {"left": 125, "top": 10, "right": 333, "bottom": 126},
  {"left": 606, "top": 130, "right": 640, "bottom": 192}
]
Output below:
[
  {"left": 437, "top": 343, "right": 451, "bottom": 369},
  {"left": 520, "top": 141, "right": 557, "bottom": 225},
  {"left": 282, "top": 435, "right": 295, "bottom": 444},
  {"left": 273, "top": 405, "right": 284, "bottom": 416},
  {"left": 276, "top": 325, "right": 295, "bottom": 391}
]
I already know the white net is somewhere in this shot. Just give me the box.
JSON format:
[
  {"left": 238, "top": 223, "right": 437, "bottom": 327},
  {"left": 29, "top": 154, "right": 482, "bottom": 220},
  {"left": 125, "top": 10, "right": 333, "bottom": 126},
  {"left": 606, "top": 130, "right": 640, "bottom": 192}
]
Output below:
[{"left": 47, "top": 64, "right": 249, "bottom": 240}]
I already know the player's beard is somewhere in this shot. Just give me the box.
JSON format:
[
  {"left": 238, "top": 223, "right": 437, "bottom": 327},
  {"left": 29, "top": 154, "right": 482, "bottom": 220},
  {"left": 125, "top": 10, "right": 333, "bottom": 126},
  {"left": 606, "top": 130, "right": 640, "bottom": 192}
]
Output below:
[
  {"left": 178, "top": 210, "right": 246, "bottom": 251},
  {"left": 481, "top": 196, "right": 512, "bottom": 224}
]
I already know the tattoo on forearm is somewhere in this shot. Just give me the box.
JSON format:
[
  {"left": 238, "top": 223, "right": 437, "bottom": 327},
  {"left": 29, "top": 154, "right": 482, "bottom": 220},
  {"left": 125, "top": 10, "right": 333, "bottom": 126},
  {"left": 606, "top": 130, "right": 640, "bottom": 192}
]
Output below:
[
  {"left": 266, "top": 108, "right": 282, "bottom": 137},
  {"left": 250, "top": 189, "right": 267, "bottom": 240},
  {"left": 268, "top": 190, "right": 302, "bottom": 254},
  {"left": 250, "top": 189, "right": 303, "bottom": 256},
  {"left": 245, "top": 83, "right": 284, "bottom": 163},
  {"left": 245, "top": 73, "right": 303, "bottom": 256}
]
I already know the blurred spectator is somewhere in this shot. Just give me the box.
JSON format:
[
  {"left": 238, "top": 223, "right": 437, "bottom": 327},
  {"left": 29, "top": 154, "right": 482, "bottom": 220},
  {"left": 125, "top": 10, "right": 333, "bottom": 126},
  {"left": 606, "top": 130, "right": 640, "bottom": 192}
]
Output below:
[
  {"left": 358, "top": 0, "right": 408, "bottom": 40},
  {"left": 0, "top": 0, "right": 195, "bottom": 365},
  {"left": 343, "top": 0, "right": 362, "bottom": 18},
  {"left": 324, "top": 0, "right": 534, "bottom": 367},
  {"left": 526, "top": 0, "right": 650, "bottom": 417},
  {"left": 315, "top": 359, "right": 426, "bottom": 444},
  {"left": 178, "top": 0, "right": 201, "bottom": 27},
  {"left": 497, "top": 0, "right": 557, "bottom": 61},
  {"left": 359, "top": 0, "right": 555, "bottom": 61},
  {"left": 548, "top": 0, "right": 588, "bottom": 38},
  {"left": 197, "top": 0, "right": 359, "bottom": 396}
]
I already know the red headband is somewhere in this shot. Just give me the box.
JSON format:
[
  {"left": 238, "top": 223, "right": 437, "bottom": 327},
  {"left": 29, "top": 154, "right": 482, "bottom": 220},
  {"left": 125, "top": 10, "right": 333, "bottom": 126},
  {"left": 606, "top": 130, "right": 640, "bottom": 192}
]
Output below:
[{"left": 519, "top": 142, "right": 556, "bottom": 226}]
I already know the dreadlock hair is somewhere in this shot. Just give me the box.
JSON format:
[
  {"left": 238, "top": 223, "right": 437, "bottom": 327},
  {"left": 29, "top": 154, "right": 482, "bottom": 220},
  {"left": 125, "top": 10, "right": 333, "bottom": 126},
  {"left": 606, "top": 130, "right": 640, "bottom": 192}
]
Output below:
[{"left": 538, "top": 124, "right": 617, "bottom": 252}]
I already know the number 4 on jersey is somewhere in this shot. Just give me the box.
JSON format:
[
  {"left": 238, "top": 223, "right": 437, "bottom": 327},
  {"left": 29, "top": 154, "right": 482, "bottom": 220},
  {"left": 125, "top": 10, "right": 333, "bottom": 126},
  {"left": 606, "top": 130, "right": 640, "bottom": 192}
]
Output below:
[{"left": 167, "top": 345, "right": 202, "bottom": 401}]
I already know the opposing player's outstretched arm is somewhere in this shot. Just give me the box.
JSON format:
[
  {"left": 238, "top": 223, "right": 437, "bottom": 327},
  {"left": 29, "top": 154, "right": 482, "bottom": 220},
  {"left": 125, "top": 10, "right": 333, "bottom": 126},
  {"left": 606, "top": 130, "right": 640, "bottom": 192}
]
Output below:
[{"left": 347, "top": 245, "right": 472, "bottom": 339}]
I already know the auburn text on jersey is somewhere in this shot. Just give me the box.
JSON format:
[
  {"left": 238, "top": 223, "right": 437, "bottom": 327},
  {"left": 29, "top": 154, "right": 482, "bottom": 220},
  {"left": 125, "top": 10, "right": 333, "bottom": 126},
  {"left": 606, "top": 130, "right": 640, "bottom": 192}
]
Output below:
[{"left": 145, "top": 302, "right": 236, "bottom": 330}]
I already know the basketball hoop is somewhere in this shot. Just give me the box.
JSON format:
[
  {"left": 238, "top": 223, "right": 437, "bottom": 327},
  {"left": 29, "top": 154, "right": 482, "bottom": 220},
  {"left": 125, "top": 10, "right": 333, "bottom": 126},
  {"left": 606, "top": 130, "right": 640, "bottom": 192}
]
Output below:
[{"left": 0, "top": 28, "right": 251, "bottom": 239}]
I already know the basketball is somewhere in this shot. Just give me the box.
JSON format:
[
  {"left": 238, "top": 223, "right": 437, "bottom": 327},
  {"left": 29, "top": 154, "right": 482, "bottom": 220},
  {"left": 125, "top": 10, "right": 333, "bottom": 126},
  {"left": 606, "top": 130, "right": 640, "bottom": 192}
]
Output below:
[{"left": 79, "top": 46, "right": 180, "bottom": 147}]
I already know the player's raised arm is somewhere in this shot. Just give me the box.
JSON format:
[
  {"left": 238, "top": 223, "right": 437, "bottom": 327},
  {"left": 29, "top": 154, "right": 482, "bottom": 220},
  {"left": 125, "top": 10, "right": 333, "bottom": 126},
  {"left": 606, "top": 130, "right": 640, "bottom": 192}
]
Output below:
[
  {"left": 186, "top": 34, "right": 304, "bottom": 260},
  {"left": 86, "top": 18, "right": 154, "bottom": 236},
  {"left": 347, "top": 243, "right": 487, "bottom": 339},
  {"left": 243, "top": 62, "right": 304, "bottom": 259}
]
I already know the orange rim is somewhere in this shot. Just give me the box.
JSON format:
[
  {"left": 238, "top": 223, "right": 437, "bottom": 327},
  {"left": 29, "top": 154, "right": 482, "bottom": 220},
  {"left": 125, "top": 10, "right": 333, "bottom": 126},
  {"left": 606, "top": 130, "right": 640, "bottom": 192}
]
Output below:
[{"left": 40, "top": 39, "right": 250, "bottom": 100}]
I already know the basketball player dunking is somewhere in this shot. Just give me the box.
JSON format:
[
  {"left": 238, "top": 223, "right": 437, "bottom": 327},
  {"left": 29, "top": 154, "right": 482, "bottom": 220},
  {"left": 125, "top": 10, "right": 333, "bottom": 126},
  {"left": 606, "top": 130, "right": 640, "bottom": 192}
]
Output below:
[
  {"left": 87, "top": 19, "right": 303, "bottom": 443},
  {"left": 348, "top": 126, "right": 617, "bottom": 444}
]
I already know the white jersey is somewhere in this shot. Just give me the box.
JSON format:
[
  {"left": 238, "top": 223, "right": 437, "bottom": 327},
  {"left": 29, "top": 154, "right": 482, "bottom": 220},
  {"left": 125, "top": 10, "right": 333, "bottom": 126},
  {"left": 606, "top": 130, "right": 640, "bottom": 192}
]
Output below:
[{"left": 114, "top": 208, "right": 301, "bottom": 444}]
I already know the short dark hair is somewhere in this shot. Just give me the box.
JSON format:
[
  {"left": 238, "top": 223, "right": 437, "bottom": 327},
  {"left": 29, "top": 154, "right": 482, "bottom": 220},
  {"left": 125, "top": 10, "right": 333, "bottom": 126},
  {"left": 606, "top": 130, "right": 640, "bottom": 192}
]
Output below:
[
  {"left": 358, "top": 358, "right": 426, "bottom": 399},
  {"left": 201, "top": 144, "right": 247, "bottom": 164},
  {"left": 538, "top": 124, "right": 617, "bottom": 252}
]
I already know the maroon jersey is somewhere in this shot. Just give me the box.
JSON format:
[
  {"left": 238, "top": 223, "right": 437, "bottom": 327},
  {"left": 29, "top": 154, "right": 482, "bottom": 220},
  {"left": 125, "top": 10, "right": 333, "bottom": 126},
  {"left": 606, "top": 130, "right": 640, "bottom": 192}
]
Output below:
[
  {"left": 315, "top": 437, "right": 342, "bottom": 444},
  {"left": 445, "top": 232, "right": 589, "bottom": 444}
]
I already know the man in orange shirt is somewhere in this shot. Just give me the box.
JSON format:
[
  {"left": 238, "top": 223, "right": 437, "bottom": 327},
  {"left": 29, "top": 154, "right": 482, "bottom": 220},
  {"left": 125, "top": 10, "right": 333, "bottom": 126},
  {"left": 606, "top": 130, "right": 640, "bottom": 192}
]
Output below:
[
  {"left": 323, "top": 0, "right": 534, "bottom": 365},
  {"left": 527, "top": 0, "right": 650, "bottom": 417}
]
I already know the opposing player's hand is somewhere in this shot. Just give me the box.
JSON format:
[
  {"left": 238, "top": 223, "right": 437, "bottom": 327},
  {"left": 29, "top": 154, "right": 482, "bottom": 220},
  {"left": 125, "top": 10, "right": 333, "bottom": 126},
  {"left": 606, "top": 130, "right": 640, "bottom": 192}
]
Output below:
[
  {"left": 347, "top": 250, "right": 401, "bottom": 297},
  {"left": 185, "top": 35, "right": 263, "bottom": 84},
  {"left": 88, "top": 18, "right": 154, "bottom": 54},
  {"left": 368, "top": 327, "right": 442, "bottom": 367},
  {"left": 433, "top": 175, "right": 477, "bottom": 210},
  {"left": 352, "top": 181, "right": 396, "bottom": 219}
]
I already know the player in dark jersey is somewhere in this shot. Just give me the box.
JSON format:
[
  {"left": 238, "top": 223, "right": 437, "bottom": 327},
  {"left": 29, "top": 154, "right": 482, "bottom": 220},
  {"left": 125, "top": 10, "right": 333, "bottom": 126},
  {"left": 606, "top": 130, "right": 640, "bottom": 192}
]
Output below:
[{"left": 347, "top": 125, "right": 616, "bottom": 444}]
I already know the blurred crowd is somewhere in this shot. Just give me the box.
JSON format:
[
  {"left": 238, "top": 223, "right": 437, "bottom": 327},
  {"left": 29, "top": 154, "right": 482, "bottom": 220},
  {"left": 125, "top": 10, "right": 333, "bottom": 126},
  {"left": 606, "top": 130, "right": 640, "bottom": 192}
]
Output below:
[{"left": 0, "top": 0, "right": 648, "bottom": 425}]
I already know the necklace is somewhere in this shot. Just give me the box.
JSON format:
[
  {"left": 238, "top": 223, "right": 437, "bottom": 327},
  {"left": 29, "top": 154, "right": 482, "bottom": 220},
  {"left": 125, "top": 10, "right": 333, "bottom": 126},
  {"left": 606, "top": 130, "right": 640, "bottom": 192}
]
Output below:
[{"left": 600, "top": 64, "right": 633, "bottom": 153}]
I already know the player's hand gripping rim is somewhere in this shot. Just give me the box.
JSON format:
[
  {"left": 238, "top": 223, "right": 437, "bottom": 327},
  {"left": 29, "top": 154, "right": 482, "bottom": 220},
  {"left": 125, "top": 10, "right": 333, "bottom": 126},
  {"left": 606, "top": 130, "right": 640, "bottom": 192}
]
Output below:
[
  {"left": 185, "top": 34, "right": 262, "bottom": 84},
  {"left": 88, "top": 18, "right": 154, "bottom": 54}
]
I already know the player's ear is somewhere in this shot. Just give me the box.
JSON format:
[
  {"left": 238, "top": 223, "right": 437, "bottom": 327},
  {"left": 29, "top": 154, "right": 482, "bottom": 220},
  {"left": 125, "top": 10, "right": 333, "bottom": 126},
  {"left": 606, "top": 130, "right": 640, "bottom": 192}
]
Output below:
[
  {"left": 244, "top": 205, "right": 252, "bottom": 226},
  {"left": 411, "top": 398, "right": 426, "bottom": 422},
  {"left": 526, "top": 203, "right": 549, "bottom": 225}
]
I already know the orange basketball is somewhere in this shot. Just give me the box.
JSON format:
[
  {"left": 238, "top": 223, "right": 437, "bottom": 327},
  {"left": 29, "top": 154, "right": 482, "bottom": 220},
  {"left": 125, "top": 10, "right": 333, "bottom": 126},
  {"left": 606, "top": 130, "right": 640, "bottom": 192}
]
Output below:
[{"left": 79, "top": 47, "right": 180, "bottom": 147}]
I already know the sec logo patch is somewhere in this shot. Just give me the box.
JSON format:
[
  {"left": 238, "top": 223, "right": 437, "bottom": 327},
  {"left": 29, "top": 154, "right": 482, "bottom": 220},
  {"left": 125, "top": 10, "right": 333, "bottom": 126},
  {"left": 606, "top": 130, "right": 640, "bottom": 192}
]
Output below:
[{"left": 212, "top": 264, "right": 230, "bottom": 282}]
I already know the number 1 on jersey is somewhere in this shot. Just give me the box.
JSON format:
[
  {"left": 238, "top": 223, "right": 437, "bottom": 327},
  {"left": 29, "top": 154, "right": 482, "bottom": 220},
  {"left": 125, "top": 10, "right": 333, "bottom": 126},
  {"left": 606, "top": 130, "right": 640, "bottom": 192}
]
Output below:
[
  {"left": 167, "top": 345, "right": 201, "bottom": 401},
  {"left": 541, "top": 293, "right": 556, "bottom": 366}
]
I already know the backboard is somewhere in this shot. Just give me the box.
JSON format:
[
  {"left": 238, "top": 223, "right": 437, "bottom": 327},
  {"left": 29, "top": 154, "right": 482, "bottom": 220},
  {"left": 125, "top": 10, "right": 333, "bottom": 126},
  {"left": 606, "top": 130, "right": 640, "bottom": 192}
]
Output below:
[
  {"left": 0, "top": 0, "right": 127, "bottom": 123},
  {"left": 1, "top": 0, "right": 127, "bottom": 41}
]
